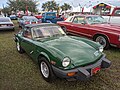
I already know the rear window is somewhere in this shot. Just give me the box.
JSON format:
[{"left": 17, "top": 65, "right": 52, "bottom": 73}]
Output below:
[
  {"left": 46, "top": 13, "right": 56, "bottom": 16},
  {"left": 114, "top": 10, "right": 120, "bottom": 16},
  {"left": 0, "top": 18, "right": 10, "bottom": 22}
]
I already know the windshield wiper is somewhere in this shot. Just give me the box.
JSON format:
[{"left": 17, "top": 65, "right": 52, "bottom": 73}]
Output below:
[
  {"left": 34, "top": 36, "right": 44, "bottom": 38},
  {"left": 52, "top": 34, "right": 66, "bottom": 37},
  {"left": 35, "top": 35, "right": 51, "bottom": 39},
  {"left": 35, "top": 36, "right": 51, "bottom": 40}
]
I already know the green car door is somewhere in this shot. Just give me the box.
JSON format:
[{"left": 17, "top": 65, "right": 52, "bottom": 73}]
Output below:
[{"left": 20, "top": 28, "right": 37, "bottom": 59}]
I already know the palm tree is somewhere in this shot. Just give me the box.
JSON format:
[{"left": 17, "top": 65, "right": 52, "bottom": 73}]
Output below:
[
  {"left": 7, "top": 0, "right": 38, "bottom": 13},
  {"left": 61, "top": 3, "right": 72, "bottom": 11},
  {"left": 42, "top": 1, "right": 59, "bottom": 11}
]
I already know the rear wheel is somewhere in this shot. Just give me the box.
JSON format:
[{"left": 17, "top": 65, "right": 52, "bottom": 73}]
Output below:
[
  {"left": 94, "top": 35, "right": 110, "bottom": 49},
  {"left": 16, "top": 41, "right": 25, "bottom": 54},
  {"left": 39, "top": 57, "right": 55, "bottom": 82}
]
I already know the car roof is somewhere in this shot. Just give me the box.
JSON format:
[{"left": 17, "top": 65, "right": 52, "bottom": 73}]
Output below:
[
  {"left": 74, "top": 14, "right": 100, "bottom": 17},
  {"left": 25, "top": 23, "right": 58, "bottom": 28},
  {"left": 45, "top": 12, "right": 56, "bottom": 13},
  {"left": 0, "top": 17, "right": 10, "bottom": 19},
  {"left": 10, "top": 15, "right": 16, "bottom": 16},
  {"left": 22, "top": 16, "right": 36, "bottom": 18}
]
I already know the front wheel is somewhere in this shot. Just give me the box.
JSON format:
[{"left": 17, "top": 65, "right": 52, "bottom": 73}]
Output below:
[
  {"left": 39, "top": 57, "right": 55, "bottom": 82},
  {"left": 94, "top": 35, "right": 110, "bottom": 49}
]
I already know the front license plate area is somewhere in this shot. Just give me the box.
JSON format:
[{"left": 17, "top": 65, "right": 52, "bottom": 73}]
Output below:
[
  {"left": 32, "top": 22, "right": 36, "bottom": 24},
  {"left": 91, "top": 66, "right": 101, "bottom": 76}
]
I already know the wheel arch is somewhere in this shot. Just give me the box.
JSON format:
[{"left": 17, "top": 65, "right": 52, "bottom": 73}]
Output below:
[
  {"left": 93, "top": 33, "right": 110, "bottom": 43},
  {"left": 61, "top": 26, "right": 67, "bottom": 33},
  {"left": 38, "top": 52, "right": 56, "bottom": 82},
  {"left": 61, "top": 26, "right": 66, "bottom": 29},
  {"left": 61, "top": 26, "right": 65, "bottom": 28},
  {"left": 38, "top": 52, "right": 51, "bottom": 63}
]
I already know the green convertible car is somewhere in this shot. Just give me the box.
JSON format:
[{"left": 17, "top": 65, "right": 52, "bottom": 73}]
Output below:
[{"left": 14, "top": 23, "right": 111, "bottom": 82}]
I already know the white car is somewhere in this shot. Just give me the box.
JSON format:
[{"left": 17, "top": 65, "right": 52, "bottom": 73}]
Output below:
[
  {"left": 0, "top": 17, "right": 15, "bottom": 31},
  {"left": 0, "top": 14, "right": 5, "bottom": 17}
]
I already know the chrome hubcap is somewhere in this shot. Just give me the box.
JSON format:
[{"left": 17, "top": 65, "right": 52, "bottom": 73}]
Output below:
[
  {"left": 96, "top": 36, "right": 106, "bottom": 48},
  {"left": 41, "top": 61, "right": 49, "bottom": 78}
]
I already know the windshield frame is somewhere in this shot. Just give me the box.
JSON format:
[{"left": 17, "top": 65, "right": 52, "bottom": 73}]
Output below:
[
  {"left": 31, "top": 25, "right": 66, "bottom": 40},
  {"left": 65, "top": 16, "right": 74, "bottom": 22}
]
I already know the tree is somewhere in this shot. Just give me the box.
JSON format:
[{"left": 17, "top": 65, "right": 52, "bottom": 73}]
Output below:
[
  {"left": 61, "top": 3, "right": 72, "bottom": 11},
  {"left": 42, "top": 1, "right": 59, "bottom": 11},
  {"left": 7, "top": 0, "right": 38, "bottom": 13},
  {"left": 2, "top": 6, "right": 11, "bottom": 15}
]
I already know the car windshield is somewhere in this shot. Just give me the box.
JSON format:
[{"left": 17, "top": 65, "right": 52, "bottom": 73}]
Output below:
[
  {"left": 0, "top": 18, "right": 10, "bottom": 22},
  {"left": 32, "top": 26, "right": 66, "bottom": 39},
  {"left": 86, "top": 16, "right": 107, "bottom": 24}
]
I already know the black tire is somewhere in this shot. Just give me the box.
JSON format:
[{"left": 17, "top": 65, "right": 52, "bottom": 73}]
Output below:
[
  {"left": 18, "top": 24, "right": 22, "bottom": 28},
  {"left": 94, "top": 35, "right": 110, "bottom": 49},
  {"left": 39, "top": 57, "right": 56, "bottom": 82},
  {"left": 16, "top": 41, "right": 25, "bottom": 54}
]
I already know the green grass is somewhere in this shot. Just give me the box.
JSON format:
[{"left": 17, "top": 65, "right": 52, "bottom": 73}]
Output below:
[{"left": 0, "top": 20, "right": 120, "bottom": 90}]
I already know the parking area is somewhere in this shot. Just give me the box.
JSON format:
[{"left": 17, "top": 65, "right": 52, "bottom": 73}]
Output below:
[{"left": 0, "top": 20, "right": 120, "bottom": 90}]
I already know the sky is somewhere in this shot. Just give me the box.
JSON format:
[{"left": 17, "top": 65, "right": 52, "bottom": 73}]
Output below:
[{"left": 0, "top": 0, "right": 120, "bottom": 10}]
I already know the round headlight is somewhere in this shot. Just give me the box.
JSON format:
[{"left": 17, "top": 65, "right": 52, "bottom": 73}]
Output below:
[
  {"left": 62, "top": 57, "right": 70, "bottom": 67},
  {"left": 99, "top": 46, "right": 103, "bottom": 52}
]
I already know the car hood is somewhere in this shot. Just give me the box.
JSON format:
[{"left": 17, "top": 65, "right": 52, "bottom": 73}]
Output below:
[
  {"left": 92, "top": 24, "right": 120, "bottom": 34},
  {"left": 41, "top": 36, "right": 102, "bottom": 67}
]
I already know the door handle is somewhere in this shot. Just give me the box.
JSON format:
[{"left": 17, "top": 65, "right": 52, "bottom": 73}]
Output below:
[{"left": 30, "top": 51, "right": 34, "bottom": 54}]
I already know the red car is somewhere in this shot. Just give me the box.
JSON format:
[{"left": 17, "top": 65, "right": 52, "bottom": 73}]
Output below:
[
  {"left": 57, "top": 15, "right": 120, "bottom": 49},
  {"left": 35, "top": 15, "right": 42, "bottom": 19}
]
